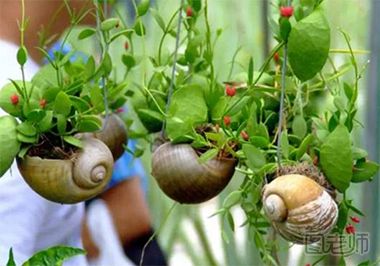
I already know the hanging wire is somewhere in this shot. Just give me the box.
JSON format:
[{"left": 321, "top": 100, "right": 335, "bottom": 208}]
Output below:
[
  {"left": 94, "top": 0, "right": 110, "bottom": 130},
  {"left": 160, "top": 0, "right": 185, "bottom": 138},
  {"left": 276, "top": 0, "right": 291, "bottom": 169}
]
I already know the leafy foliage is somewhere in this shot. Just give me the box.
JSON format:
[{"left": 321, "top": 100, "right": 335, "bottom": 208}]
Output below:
[
  {"left": 288, "top": 8, "right": 330, "bottom": 81},
  {"left": 22, "top": 246, "right": 85, "bottom": 266}
]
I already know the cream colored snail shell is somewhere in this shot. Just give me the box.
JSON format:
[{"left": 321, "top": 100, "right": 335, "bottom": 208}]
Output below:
[
  {"left": 79, "top": 114, "right": 127, "bottom": 160},
  {"left": 151, "top": 142, "right": 236, "bottom": 204},
  {"left": 17, "top": 138, "right": 114, "bottom": 204},
  {"left": 262, "top": 174, "right": 338, "bottom": 244}
]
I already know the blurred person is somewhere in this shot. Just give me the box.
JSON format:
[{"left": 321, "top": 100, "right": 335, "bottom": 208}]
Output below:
[
  {"left": 0, "top": 0, "right": 93, "bottom": 265},
  {"left": 82, "top": 137, "right": 167, "bottom": 266}
]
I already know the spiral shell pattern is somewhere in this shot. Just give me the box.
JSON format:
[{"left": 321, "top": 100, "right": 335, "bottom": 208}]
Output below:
[
  {"left": 262, "top": 174, "right": 338, "bottom": 244},
  {"left": 17, "top": 138, "right": 114, "bottom": 204}
]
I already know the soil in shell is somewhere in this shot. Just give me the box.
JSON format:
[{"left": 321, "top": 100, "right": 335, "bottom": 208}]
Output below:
[{"left": 28, "top": 133, "right": 78, "bottom": 160}]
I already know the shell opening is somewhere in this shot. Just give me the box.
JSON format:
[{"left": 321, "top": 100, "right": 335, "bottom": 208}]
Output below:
[{"left": 264, "top": 194, "right": 287, "bottom": 222}]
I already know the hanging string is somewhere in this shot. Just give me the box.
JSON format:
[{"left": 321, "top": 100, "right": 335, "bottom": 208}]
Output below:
[
  {"left": 94, "top": 0, "right": 110, "bottom": 130},
  {"left": 139, "top": 202, "right": 178, "bottom": 266},
  {"left": 160, "top": 0, "right": 185, "bottom": 138},
  {"left": 276, "top": 0, "right": 291, "bottom": 169}
]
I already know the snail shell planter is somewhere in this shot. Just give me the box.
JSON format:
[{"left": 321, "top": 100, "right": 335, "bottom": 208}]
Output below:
[
  {"left": 262, "top": 174, "right": 338, "bottom": 244},
  {"left": 17, "top": 137, "right": 114, "bottom": 204},
  {"left": 151, "top": 142, "right": 237, "bottom": 204},
  {"left": 16, "top": 113, "right": 127, "bottom": 204}
]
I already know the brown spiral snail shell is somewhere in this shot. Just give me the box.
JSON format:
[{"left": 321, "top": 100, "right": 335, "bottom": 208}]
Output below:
[
  {"left": 79, "top": 113, "right": 127, "bottom": 160},
  {"left": 17, "top": 137, "right": 114, "bottom": 204},
  {"left": 262, "top": 174, "right": 338, "bottom": 244},
  {"left": 151, "top": 142, "right": 236, "bottom": 204}
]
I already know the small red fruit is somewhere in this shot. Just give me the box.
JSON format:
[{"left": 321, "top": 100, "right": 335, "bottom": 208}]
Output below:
[
  {"left": 186, "top": 6, "right": 193, "bottom": 17},
  {"left": 225, "top": 85, "right": 236, "bottom": 97},
  {"left": 116, "top": 107, "right": 124, "bottom": 113},
  {"left": 273, "top": 52, "right": 280, "bottom": 63},
  {"left": 350, "top": 216, "right": 360, "bottom": 224},
  {"left": 39, "top": 98, "right": 47, "bottom": 108},
  {"left": 305, "top": 264, "right": 311, "bottom": 266},
  {"left": 10, "top": 93, "right": 19, "bottom": 105},
  {"left": 280, "top": 6, "right": 294, "bottom": 18},
  {"left": 345, "top": 224, "right": 355, "bottom": 234},
  {"left": 240, "top": 130, "right": 249, "bottom": 141},
  {"left": 223, "top": 116, "right": 231, "bottom": 126},
  {"left": 124, "top": 41, "right": 129, "bottom": 50}
]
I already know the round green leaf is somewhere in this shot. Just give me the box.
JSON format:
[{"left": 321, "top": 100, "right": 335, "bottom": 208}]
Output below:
[
  {"left": 76, "top": 115, "right": 102, "bottom": 132},
  {"left": 242, "top": 144, "right": 266, "bottom": 170},
  {"left": 352, "top": 160, "right": 379, "bottom": 183},
  {"left": 292, "top": 115, "right": 307, "bottom": 139},
  {"left": 122, "top": 54, "right": 136, "bottom": 69},
  {"left": 166, "top": 84, "right": 208, "bottom": 141},
  {"left": 0, "top": 116, "right": 20, "bottom": 177},
  {"left": 137, "top": 0, "right": 150, "bottom": 16},
  {"left": 54, "top": 91, "right": 72, "bottom": 116},
  {"left": 17, "top": 46, "right": 28, "bottom": 66},
  {"left": 288, "top": 8, "right": 330, "bottom": 81},
  {"left": 78, "top": 28, "right": 96, "bottom": 40},
  {"left": 320, "top": 124, "right": 352, "bottom": 192},
  {"left": 136, "top": 108, "right": 164, "bottom": 133},
  {"left": 100, "top": 18, "right": 119, "bottom": 31},
  {"left": 134, "top": 19, "right": 146, "bottom": 36},
  {"left": 17, "top": 122, "right": 37, "bottom": 137}
]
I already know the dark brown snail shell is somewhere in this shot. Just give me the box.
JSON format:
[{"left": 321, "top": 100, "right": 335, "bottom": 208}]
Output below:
[
  {"left": 17, "top": 138, "right": 114, "bottom": 204},
  {"left": 79, "top": 114, "right": 127, "bottom": 160},
  {"left": 151, "top": 142, "right": 236, "bottom": 204}
]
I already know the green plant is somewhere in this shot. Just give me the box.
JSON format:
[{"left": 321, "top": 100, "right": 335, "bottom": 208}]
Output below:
[
  {"left": 0, "top": 2, "right": 132, "bottom": 176},
  {"left": 6, "top": 246, "right": 85, "bottom": 266}
]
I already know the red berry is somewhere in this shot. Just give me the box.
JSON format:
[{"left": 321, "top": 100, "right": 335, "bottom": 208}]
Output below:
[
  {"left": 124, "top": 41, "right": 129, "bottom": 50},
  {"left": 225, "top": 85, "right": 236, "bottom": 97},
  {"left": 345, "top": 224, "right": 355, "bottom": 234},
  {"left": 10, "top": 93, "right": 19, "bottom": 105},
  {"left": 186, "top": 6, "right": 193, "bottom": 17},
  {"left": 223, "top": 116, "right": 231, "bottom": 126},
  {"left": 39, "top": 99, "right": 47, "bottom": 109},
  {"left": 116, "top": 107, "right": 125, "bottom": 113},
  {"left": 280, "top": 6, "right": 294, "bottom": 18},
  {"left": 241, "top": 130, "right": 249, "bottom": 141},
  {"left": 305, "top": 264, "right": 311, "bottom": 266},
  {"left": 350, "top": 216, "right": 360, "bottom": 224},
  {"left": 273, "top": 52, "right": 280, "bottom": 63}
]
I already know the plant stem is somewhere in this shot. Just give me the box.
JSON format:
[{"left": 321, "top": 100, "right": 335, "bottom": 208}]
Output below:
[
  {"left": 94, "top": 0, "right": 110, "bottom": 129},
  {"left": 160, "top": 0, "right": 185, "bottom": 137},
  {"left": 139, "top": 202, "right": 177, "bottom": 266},
  {"left": 192, "top": 211, "right": 218, "bottom": 266},
  {"left": 329, "top": 48, "right": 369, "bottom": 54},
  {"left": 19, "top": 0, "right": 28, "bottom": 102},
  {"left": 224, "top": 41, "right": 285, "bottom": 115},
  {"left": 276, "top": 43, "right": 288, "bottom": 169},
  {"left": 204, "top": 0, "right": 214, "bottom": 82},
  {"left": 157, "top": 8, "right": 181, "bottom": 65}
]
